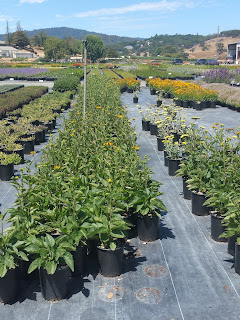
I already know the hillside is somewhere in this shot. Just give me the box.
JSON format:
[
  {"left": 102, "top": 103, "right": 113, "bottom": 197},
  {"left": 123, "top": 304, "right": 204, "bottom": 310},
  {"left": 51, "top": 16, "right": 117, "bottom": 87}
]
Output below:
[
  {"left": 185, "top": 36, "right": 240, "bottom": 60},
  {"left": 0, "top": 27, "right": 143, "bottom": 46}
]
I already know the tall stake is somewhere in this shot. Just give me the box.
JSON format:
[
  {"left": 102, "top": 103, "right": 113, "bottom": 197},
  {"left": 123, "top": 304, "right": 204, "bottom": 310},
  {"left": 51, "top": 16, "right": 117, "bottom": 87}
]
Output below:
[{"left": 83, "top": 40, "right": 88, "bottom": 119}]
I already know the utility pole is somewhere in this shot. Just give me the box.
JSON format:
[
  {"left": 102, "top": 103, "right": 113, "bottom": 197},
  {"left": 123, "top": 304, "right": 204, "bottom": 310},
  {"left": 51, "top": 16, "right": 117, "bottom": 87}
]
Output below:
[
  {"left": 216, "top": 26, "right": 220, "bottom": 58},
  {"left": 82, "top": 40, "right": 88, "bottom": 119}
]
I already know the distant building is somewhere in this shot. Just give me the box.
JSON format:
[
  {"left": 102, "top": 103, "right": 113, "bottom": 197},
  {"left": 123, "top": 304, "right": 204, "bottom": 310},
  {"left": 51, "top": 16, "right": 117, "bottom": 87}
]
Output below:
[
  {"left": 0, "top": 46, "right": 36, "bottom": 58},
  {"left": 227, "top": 42, "right": 240, "bottom": 64},
  {"left": 125, "top": 45, "right": 133, "bottom": 50},
  {"left": 69, "top": 56, "right": 83, "bottom": 63},
  {"left": 0, "top": 46, "right": 18, "bottom": 58}
]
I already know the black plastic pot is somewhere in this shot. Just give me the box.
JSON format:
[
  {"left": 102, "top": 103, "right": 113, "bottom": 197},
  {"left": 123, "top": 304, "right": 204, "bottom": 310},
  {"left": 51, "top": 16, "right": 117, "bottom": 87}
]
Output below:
[
  {"left": 23, "top": 140, "right": 35, "bottom": 154},
  {"left": 157, "top": 100, "right": 162, "bottom": 107},
  {"left": 228, "top": 236, "right": 237, "bottom": 256},
  {"left": 157, "top": 137, "right": 164, "bottom": 151},
  {"left": 0, "top": 268, "right": 21, "bottom": 304},
  {"left": 34, "top": 130, "right": 45, "bottom": 144},
  {"left": 150, "top": 89, "right": 156, "bottom": 95},
  {"left": 191, "top": 192, "right": 210, "bottom": 216},
  {"left": 168, "top": 159, "right": 180, "bottom": 176},
  {"left": 137, "top": 214, "right": 159, "bottom": 242},
  {"left": 235, "top": 243, "right": 240, "bottom": 275},
  {"left": 133, "top": 97, "right": 138, "bottom": 103},
  {"left": 192, "top": 102, "right": 202, "bottom": 111},
  {"left": 0, "top": 163, "right": 14, "bottom": 181},
  {"left": 97, "top": 245, "right": 124, "bottom": 277},
  {"left": 39, "top": 265, "right": 70, "bottom": 301},
  {"left": 182, "top": 177, "right": 191, "bottom": 200},
  {"left": 182, "top": 101, "right": 189, "bottom": 108},
  {"left": 210, "top": 213, "right": 227, "bottom": 242},
  {"left": 149, "top": 123, "right": 158, "bottom": 135},
  {"left": 124, "top": 214, "right": 138, "bottom": 239},
  {"left": 127, "top": 88, "right": 133, "bottom": 93},
  {"left": 142, "top": 120, "right": 150, "bottom": 131},
  {"left": 71, "top": 245, "right": 87, "bottom": 277},
  {"left": 164, "top": 150, "right": 169, "bottom": 167}
]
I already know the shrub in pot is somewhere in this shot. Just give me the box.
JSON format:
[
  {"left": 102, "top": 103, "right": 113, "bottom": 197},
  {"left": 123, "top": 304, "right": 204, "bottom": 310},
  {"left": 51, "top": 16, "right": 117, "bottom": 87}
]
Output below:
[
  {"left": 132, "top": 179, "right": 167, "bottom": 242},
  {"left": 25, "top": 234, "right": 75, "bottom": 301},
  {"left": 90, "top": 208, "right": 130, "bottom": 277},
  {"left": 0, "top": 152, "right": 21, "bottom": 181},
  {"left": 0, "top": 212, "right": 28, "bottom": 304}
]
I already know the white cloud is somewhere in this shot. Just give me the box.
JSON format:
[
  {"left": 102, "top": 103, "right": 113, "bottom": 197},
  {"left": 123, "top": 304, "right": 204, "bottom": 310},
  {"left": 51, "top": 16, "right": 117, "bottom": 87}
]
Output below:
[
  {"left": 20, "top": 0, "right": 47, "bottom": 4},
  {"left": 73, "top": 1, "right": 196, "bottom": 18}
]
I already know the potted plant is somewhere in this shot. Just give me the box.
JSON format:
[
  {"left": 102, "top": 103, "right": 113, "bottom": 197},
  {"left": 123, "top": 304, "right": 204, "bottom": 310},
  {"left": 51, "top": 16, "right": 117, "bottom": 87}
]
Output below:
[
  {"left": 132, "top": 179, "right": 167, "bottom": 242},
  {"left": 0, "top": 212, "right": 28, "bottom": 304},
  {"left": 25, "top": 234, "right": 75, "bottom": 301},
  {"left": 133, "top": 91, "right": 139, "bottom": 103},
  {"left": 90, "top": 209, "right": 130, "bottom": 277},
  {"left": 0, "top": 152, "right": 21, "bottom": 181},
  {"left": 163, "top": 136, "right": 182, "bottom": 176}
]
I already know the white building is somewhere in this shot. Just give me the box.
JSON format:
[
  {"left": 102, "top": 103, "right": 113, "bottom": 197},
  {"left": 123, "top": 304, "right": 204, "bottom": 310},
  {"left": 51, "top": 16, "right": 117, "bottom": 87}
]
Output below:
[
  {"left": 227, "top": 42, "right": 240, "bottom": 64},
  {"left": 0, "top": 46, "right": 18, "bottom": 57}
]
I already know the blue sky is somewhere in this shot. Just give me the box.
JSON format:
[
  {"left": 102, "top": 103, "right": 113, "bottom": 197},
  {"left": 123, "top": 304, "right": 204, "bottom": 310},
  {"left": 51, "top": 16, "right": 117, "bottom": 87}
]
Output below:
[{"left": 0, "top": 0, "right": 239, "bottom": 39}]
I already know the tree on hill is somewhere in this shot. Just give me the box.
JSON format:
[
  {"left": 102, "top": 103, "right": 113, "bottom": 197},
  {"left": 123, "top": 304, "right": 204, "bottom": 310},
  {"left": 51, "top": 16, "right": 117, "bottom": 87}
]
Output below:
[
  {"left": 84, "top": 35, "right": 105, "bottom": 62},
  {"left": 105, "top": 46, "right": 120, "bottom": 58},
  {"left": 31, "top": 31, "right": 47, "bottom": 47},
  {"left": 44, "top": 36, "right": 66, "bottom": 61},
  {"left": 12, "top": 21, "right": 30, "bottom": 49},
  {"left": 63, "top": 36, "right": 82, "bottom": 56}
]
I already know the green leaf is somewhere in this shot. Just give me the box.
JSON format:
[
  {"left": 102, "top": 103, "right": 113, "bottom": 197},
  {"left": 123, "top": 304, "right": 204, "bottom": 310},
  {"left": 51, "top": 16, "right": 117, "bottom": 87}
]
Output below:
[
  {"left": 0, "top": 264, "right": 8, "bottom": 278},
  {"left": 17, "top": 251, "right": 29, "bottom": 262},
  {"left": 45, "top": 260, "right": 57, "bottom": 275},
  {"left": 63, "top": 252, "right": 74, "bottom": 272},
  {"left": 46, "top": 234, "right": 55, "bottom": 248},
  {"left": 28, "top": 258, "right": 41, "bottom": 274},
  {"left": 110, "top": 242, "right": 116, "bottom": 251}
]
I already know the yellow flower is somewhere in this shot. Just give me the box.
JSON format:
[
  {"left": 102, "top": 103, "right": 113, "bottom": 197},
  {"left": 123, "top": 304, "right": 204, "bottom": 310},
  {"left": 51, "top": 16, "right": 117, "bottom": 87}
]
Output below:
[
  {"left": 132, "top": 146, "right": 139, "bottom": 150},
  {"left": 30, "top": 151, "right": 36, "bottom": 155},
  {"left": 54, "top": 165, "right": 61, "bottom": 170},
  {"left": 108, "top": 178, "right": 112, "bottom": 182},
  {"left": 96, "top": 106, "right": 102, "bottom": 109},
  {"left": 117, "top": 115, "right": 123, "bottom": 118},
  {"left": 233, "top": 135, "right": 238, "bottom": 138},
  {"left": 191, "top": 117, "right": 200, "bottom": 120},
  {"left": 70, "top": 133, "right": 74, "bottom": 137}
]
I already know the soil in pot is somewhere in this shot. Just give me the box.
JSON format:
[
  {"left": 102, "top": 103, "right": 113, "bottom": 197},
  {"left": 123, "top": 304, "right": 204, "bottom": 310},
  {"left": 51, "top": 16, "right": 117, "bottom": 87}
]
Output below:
[
  {"left": 137, "top": 214, "right": 159, "bottom": 242},
  {"left": 191, "top": 192, "right": 210, "bottom": 216},
  {"left": 39, "top": 265, "right": 70, "bottom": 301},
  {"left": 97, "top": 245, "right": 124, "bottom": 277},
  {"left": 0, "top": 268, "right": 21, "bottom": 304},
  {"left": 210, "top": 213, "right": 227, "bottom": 242}
]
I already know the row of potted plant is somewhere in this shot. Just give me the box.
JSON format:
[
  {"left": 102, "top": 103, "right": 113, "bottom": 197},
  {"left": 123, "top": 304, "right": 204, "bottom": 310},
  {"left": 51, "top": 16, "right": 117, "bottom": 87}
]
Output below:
[
  {"left": 0, "top": 76, "right": 166, "bottom": 303},
  {"left": 115, "top": 78, "right": 140, "bottom": 93},
  {"left": 0, "top": 91, "right": 73, "bottom": 181},
  {"left": 0, "top": 86, "right": 48, "bottom": 119},
  {"left": 147, "top": 78, "right": 219, "bottom": 108},
  {"left": 141, "top": 101, "right": 240, "bottom": 276}
]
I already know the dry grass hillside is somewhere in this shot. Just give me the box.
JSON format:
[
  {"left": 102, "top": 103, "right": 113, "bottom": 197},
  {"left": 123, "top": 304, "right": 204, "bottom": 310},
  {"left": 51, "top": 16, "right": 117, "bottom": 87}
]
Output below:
[{"left": 185, "top": 36, "right": 240, "bottom": 60}]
